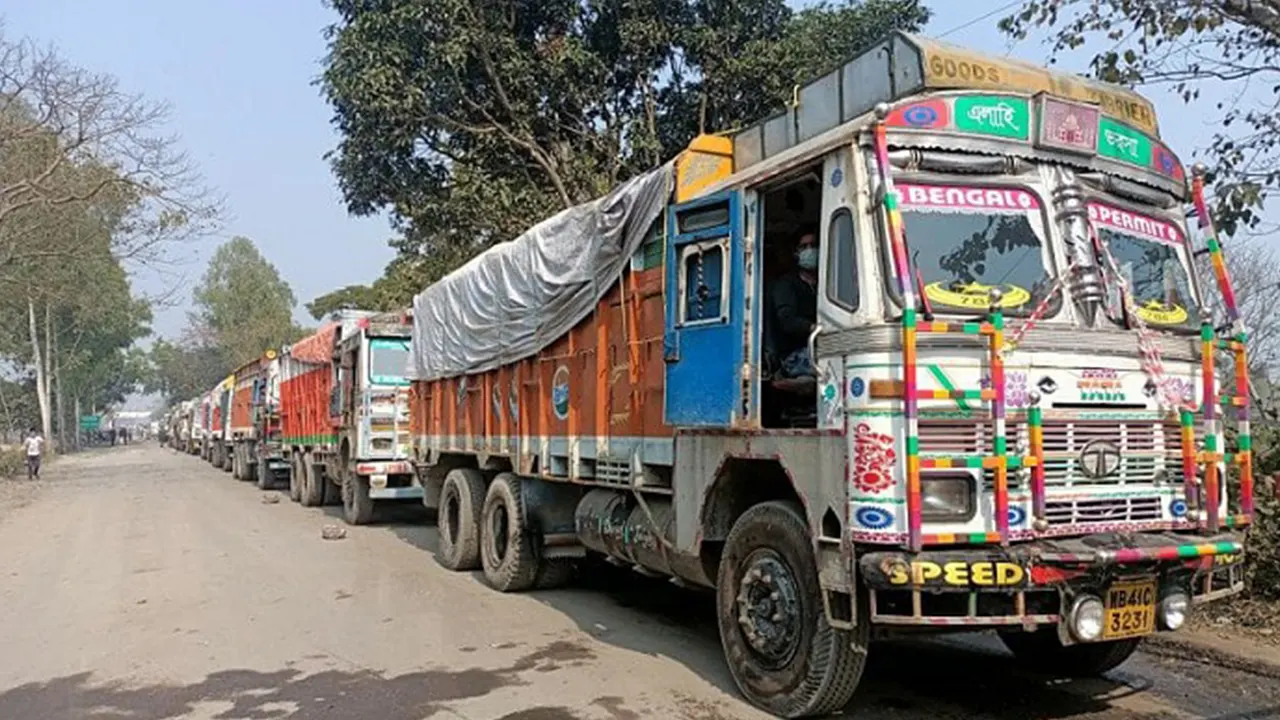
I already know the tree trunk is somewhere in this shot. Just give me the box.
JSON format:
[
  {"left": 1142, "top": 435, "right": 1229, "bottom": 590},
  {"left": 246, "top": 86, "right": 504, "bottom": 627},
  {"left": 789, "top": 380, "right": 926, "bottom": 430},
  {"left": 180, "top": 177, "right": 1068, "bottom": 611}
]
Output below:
[
  {"left": 74, "top": 396, "right": 82, "bottom": 450},
  {"left": 54, "top": 333, "right": 66, "bottom": 452},
  {"left": 28, "top": 297, "right": 52, "bottom": 441}
]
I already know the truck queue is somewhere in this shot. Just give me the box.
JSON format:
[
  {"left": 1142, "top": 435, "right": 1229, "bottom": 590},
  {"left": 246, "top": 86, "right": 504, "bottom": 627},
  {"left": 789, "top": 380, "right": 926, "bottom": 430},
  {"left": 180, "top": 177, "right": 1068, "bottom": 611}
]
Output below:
[{"left": 161, "top": 32, "right": 1255, "bottom": 719}]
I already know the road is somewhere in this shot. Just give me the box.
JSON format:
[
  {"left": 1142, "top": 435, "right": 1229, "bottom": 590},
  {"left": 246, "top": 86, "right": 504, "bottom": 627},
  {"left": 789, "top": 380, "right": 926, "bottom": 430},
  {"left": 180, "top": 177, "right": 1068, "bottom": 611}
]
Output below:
[{"left": 0, "top": 446, "right": 1278, "bottom": 720}]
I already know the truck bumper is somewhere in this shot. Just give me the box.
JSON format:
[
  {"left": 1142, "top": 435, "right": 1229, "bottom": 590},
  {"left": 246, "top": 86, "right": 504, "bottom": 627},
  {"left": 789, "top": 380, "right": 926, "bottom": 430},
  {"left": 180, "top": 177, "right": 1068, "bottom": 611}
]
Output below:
[
  {"left": 858, "top": 531, "right": 1245, "bottom": 635},
  {"left": 356, "top": 460, "right": 422, "bottom": 500}
]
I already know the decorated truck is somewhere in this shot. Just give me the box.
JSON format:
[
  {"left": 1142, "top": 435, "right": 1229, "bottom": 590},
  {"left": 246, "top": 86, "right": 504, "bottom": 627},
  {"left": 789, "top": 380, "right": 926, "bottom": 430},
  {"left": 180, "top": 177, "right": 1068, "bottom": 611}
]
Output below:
[
  {"left": 228, "top": 350, "right": 288, "bottom": 489},
  {"left": 208, "top": 374, "right": 235, "bottom": 471},
  {"left": 192, "top": 391, "right": 212, "bottom": 458},
  {"left": 281, "top": 311, "right": 417, "bottom": 524},
  {"left": 406, "top": 32, "right": 1252, "bottom": 718}
]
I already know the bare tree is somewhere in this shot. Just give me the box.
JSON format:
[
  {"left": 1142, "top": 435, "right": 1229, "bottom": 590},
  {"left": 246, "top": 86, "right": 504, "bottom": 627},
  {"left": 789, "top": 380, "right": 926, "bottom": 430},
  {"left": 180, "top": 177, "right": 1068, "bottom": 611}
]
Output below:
[{"left": 0, "top": 29, "right": 221, "bottom": 278}]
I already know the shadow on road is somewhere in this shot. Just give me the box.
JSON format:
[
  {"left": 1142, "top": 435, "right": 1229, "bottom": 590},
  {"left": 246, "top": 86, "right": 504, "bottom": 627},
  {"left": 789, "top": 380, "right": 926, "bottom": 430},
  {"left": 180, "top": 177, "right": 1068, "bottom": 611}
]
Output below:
[
  {"left": 377, "top": 515, "right": 1225, "bottom": 720},
  {"left": 0, "top": 639, "right": 637, "bottom": 720}
]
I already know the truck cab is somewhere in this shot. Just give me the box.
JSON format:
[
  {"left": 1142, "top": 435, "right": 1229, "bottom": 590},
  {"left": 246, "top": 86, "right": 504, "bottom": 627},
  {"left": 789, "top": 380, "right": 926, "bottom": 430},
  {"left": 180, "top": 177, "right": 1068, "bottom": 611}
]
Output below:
[{"left": 330, "top": 313, "right": 418, "bottom": 524}]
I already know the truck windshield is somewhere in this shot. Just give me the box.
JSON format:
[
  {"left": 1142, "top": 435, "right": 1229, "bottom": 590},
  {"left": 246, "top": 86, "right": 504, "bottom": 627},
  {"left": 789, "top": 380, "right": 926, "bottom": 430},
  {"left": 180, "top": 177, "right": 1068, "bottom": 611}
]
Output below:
[
  {"left": 368, "top": 338, "right": 410, "bottom": 386},
  {"left": 1088, "top": 202, "right": 1199, "bottom": 330},
  {"left": 897, "top": 182, "right": 1053, "bottom": 315}
]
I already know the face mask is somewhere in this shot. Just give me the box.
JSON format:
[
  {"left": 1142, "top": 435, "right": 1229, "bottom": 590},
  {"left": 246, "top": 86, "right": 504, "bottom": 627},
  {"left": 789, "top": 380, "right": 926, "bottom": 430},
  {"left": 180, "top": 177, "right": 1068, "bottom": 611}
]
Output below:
[{"left": 796, "top": 247, "right": 818, "bottom": 270}]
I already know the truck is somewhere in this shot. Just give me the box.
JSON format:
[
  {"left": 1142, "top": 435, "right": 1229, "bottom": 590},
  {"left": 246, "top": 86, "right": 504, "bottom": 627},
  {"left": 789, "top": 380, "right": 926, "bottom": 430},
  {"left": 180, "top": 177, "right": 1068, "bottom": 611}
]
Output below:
[
  {"left": 281, "top": 310, "right": 418, "bottom": 523},
  {"left": 228, "top": 350, "right": 288, "bottom": 489},
  {"left": 405, "top": 32, "right": 1252, "bottom": 718},
  {"left": 191, "top": 392, "right": 211, "bottom": 458},
  {"left": 208, "top": 374, "right": 235, "bottom": 472}
]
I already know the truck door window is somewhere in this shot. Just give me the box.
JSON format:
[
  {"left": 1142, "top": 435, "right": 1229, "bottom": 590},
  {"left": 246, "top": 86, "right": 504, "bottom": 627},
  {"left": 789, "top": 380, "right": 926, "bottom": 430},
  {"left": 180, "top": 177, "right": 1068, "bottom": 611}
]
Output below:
[
  {"left": 678, "top": 239, "right": 728, "bottom": 324},
  {"left": 827, "top": 208, "right": 859, "bottom": 310}
]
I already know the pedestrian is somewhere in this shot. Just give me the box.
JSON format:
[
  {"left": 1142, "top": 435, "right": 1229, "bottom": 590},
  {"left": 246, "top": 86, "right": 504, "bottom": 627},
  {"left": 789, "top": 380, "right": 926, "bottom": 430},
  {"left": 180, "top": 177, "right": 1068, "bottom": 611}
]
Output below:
[{"left": 23, "top": 427, "right": 43, "bottom": 480}]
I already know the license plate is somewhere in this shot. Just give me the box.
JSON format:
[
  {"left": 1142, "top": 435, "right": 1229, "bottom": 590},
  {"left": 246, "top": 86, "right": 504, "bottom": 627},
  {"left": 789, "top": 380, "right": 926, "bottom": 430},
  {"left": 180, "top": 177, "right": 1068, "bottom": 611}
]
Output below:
[
  {"left": 1103, "top": 580, "right": 1157, "bottom": 640},
  {"left": 370, "top": 474, "right": 388, "bottom": 489}
]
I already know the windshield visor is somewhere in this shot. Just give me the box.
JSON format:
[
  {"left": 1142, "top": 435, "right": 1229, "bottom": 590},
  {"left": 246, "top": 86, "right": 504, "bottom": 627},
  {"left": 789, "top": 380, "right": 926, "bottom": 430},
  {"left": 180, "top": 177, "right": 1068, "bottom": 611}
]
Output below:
[
  {"left": 897, "top": 183, "right": 1054, "bottom": 315},
  {"left": 1088, "top": 202, "right": 1198, "bottom": 330},
  {"left": 368, "top": 338, "right": 410, "bottom": 386}
]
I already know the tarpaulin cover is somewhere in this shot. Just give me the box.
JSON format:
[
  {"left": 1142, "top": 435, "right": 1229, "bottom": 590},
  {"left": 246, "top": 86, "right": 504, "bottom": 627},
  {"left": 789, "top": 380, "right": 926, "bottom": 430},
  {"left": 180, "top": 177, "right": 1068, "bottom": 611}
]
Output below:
[
  {"left": 408, "top": 163, "right": 673, "bottom": 381},
  {"left": 289, "top": 323, "right": 338, "bottom": 365}
]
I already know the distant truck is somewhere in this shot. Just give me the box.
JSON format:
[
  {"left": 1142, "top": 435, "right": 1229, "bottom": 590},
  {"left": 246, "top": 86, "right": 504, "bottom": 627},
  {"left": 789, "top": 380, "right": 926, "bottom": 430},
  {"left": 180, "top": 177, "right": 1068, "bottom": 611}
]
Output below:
[
  {"left": 191, "top": 392, "right": 211, "bottom": 458},
  {"left": 209, "top": 374, "right": 234, "bottom": 472},
  {"left": 280, "top": 311, "right": 418, "bottom": 523},
  {"left": 229, "top": 350, "right": 287, "bottom": 488}
]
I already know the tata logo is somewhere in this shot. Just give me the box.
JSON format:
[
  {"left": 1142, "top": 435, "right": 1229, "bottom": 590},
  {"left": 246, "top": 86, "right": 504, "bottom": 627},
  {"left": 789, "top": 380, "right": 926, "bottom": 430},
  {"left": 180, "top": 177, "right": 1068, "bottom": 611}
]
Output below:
[{"left": 1078, "top": 439, "right": 1122, "bottom": 479}]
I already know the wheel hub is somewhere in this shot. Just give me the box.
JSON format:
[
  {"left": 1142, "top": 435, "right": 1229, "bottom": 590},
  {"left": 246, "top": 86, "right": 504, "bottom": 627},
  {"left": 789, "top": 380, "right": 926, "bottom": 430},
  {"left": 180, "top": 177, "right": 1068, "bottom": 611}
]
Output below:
[{"left": 735, "top": 552, "right": 802, "bottom": 666}]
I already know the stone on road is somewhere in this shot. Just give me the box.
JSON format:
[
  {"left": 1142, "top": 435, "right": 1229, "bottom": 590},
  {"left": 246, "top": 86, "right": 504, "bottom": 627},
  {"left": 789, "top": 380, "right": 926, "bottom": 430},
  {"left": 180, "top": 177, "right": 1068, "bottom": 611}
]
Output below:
[{"left": 0, "top": 445, "right": 1276, "bottom": 719}]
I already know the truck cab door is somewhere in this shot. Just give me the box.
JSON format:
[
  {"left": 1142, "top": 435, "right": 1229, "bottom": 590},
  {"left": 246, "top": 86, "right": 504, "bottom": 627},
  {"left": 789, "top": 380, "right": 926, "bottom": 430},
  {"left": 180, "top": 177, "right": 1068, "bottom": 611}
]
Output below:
[{"left": 663, "top": 191, "right": 745, "bottom": 427}]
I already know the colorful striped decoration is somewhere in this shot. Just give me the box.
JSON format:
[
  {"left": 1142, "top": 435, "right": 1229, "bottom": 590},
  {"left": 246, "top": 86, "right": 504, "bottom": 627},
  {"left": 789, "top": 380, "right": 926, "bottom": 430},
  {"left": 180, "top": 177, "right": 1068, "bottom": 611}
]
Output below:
[
  {"left": 874, "top": 112, "right": 923, "bottom": 552},
  {"left": 1179, "top": 409, "right": 1198, "bottom": 513},
  {"left": 1192, "top": 168, "right": 1253, "bottom": 523},
  {"left": 991, "top": 305, "right": 1009, "bottom": 544},
  {"left": 1028, "top": 405, "right": 1046, "bottom": 523}
]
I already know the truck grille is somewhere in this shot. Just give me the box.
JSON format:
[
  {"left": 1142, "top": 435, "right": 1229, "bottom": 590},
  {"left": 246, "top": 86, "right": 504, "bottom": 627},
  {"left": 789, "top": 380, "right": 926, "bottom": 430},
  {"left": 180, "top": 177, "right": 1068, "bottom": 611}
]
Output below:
[
  {"left": 918, "top": 418, "right": 1202, "bottom": 488},
  {"left": 1044, "top": 496, "right": 1162, "bottom": 525}
]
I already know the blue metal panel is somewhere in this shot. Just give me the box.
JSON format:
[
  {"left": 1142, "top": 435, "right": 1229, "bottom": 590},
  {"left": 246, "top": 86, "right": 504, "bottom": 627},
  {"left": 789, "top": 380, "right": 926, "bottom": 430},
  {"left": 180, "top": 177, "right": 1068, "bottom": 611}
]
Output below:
[{"left": 663, "top": 191, "right": 744, "bottom": 427}]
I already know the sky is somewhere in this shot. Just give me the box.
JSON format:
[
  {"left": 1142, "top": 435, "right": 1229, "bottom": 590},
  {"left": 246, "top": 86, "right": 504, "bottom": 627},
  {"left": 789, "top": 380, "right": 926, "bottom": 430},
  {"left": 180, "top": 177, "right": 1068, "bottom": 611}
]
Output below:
[{"left": 3, "top": 0, "right": 1269, "bottom": 346}]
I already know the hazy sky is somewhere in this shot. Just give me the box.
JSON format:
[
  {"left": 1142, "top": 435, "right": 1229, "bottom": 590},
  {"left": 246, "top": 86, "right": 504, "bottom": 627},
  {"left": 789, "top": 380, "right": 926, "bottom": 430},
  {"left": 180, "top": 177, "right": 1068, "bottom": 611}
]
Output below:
[{"left": 4, "top": 1, "right": 1269, "bottom": 341}]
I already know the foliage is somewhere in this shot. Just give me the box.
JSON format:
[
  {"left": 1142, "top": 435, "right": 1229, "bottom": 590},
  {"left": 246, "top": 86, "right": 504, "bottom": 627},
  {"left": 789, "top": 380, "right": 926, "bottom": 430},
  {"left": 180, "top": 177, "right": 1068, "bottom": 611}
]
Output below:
[
  {"left": 317, "top": 0, "right": 929, "bottom": 307},
  {"left": 1000, "top": 0, "right": 1280, "bottom": 235},
  {"left": 189, "top": 237, "right": 304, "bottom": 369},
  {"left": 143, "top": 337, "right": 229, "bottom": 404}
]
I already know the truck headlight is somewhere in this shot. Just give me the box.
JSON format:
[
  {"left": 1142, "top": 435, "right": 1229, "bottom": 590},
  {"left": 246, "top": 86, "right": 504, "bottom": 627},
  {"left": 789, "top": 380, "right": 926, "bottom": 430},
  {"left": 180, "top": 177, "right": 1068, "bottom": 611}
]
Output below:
[{"left": 921, "top": 475, "right": 975, "bottom": 521}]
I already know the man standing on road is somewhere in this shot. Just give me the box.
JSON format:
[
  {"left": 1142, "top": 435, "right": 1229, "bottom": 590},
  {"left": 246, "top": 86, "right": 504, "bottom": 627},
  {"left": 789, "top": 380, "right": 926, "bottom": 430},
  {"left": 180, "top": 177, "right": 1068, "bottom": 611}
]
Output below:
[{"left": 23, "top": 428, "right": 44, "bottom": 480}]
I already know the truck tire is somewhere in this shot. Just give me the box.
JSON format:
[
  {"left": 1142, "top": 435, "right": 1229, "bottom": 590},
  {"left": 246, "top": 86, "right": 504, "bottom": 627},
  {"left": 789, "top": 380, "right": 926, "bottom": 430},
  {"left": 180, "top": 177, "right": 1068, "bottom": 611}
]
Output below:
[
  {"left": 342, "top": 472, "right": 376, "bottom": 525},
  {"left": 288, "top": 453, "right": 302, "bottom": 502},
  {"left": 256, "top": 457, "right": 273, "bottom": 490},
  {"left": 244, "top": 449, "right": 258, "bottom": 484},
  {"left": 438, "top": 468, "right": 486, "bottom": 571},
  {"left": 300, "top": 455, "right": 324, "bottom": 507},
  {"left": 480, "top": 473, "right": 539, "bottom": 593},
  {"left": 998, "top": 629, "right": 1140, "bottom": 676},
  {"left": 716, "top": 501, "right": 868, "bottom": 718}
]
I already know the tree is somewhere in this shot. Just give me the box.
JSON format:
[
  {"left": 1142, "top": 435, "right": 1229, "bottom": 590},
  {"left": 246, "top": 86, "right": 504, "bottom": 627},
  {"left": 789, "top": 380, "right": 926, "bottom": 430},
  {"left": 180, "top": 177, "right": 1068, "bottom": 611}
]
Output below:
[
  {"left": 318, "top": 0, "right": 930, "bottom": 298},
  {"left": 999, "top": 1, "right": 1280, "bottom": 235},
  {"left": 190, "top": 237, "right": 303, "bottom": 367},
  {"left": 143, "top": 337, "right": 228, "bottom": 405},
  {"left": 0, "top": 30, "right": 220, "bottom": 280}
]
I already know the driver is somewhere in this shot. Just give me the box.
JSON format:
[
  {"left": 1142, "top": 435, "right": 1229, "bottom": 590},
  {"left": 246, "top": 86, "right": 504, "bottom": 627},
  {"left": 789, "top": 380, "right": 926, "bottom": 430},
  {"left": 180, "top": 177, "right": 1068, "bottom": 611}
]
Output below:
[{"left": 771, "top": 230, "right": 819, "bottom": 378}]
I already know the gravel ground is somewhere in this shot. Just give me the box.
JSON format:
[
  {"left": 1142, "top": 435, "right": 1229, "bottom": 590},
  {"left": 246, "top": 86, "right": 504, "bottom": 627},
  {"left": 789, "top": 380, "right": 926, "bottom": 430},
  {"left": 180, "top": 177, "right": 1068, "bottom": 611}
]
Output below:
[{"left": 1, "top": 444, "right": 1278, "bottom": 720}]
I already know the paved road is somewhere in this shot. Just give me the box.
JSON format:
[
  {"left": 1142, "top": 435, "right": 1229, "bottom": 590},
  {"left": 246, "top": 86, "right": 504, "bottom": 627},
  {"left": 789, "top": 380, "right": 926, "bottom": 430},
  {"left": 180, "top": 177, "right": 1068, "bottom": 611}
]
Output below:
[{"left": 0, "top": 446, "right": 1278, "bottom": 720}]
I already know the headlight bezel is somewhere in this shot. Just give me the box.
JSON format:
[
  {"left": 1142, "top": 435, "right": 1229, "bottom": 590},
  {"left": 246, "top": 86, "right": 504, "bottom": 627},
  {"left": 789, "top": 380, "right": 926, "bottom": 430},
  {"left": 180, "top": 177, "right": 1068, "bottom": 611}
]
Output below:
[{"left": 920, "top": 473, "right": 977, "bottom": 522}]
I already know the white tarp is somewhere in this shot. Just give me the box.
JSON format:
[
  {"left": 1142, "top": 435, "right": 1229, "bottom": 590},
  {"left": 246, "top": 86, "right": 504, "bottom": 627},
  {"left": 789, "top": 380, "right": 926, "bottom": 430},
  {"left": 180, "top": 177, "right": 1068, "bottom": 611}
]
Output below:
[{"left": 409, "top": 162, "right": 673, "bottom": 381}]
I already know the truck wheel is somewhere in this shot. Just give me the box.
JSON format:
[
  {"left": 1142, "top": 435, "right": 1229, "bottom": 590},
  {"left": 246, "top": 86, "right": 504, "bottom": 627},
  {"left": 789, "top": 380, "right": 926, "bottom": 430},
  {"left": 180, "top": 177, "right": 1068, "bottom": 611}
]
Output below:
[
  {"left": 534, "top": 559, "right": 576, "bottom": 590},
  {"left": 300, "top": 455, "right": 324, "bottom": 507},
  {"left": 342, "top": 472, "right": 376, "bottom": 525},
  {"left": 288, "top": 454, "right": 302, "bottom": 502},
  {"left": 256, "top": 457, "right": 273, "bottom": 491},
  {"left": 716, "top": 501, "right": 867, "bottom": 718},
  {"left": 437, "top": 468, "right": 486, "bottom": 571},
  {"left": 998, "top": 629, "right": 1140, "bottom": 676},
  {"left": 480, "top": 473, "right": 539, "bottom": 593}
]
